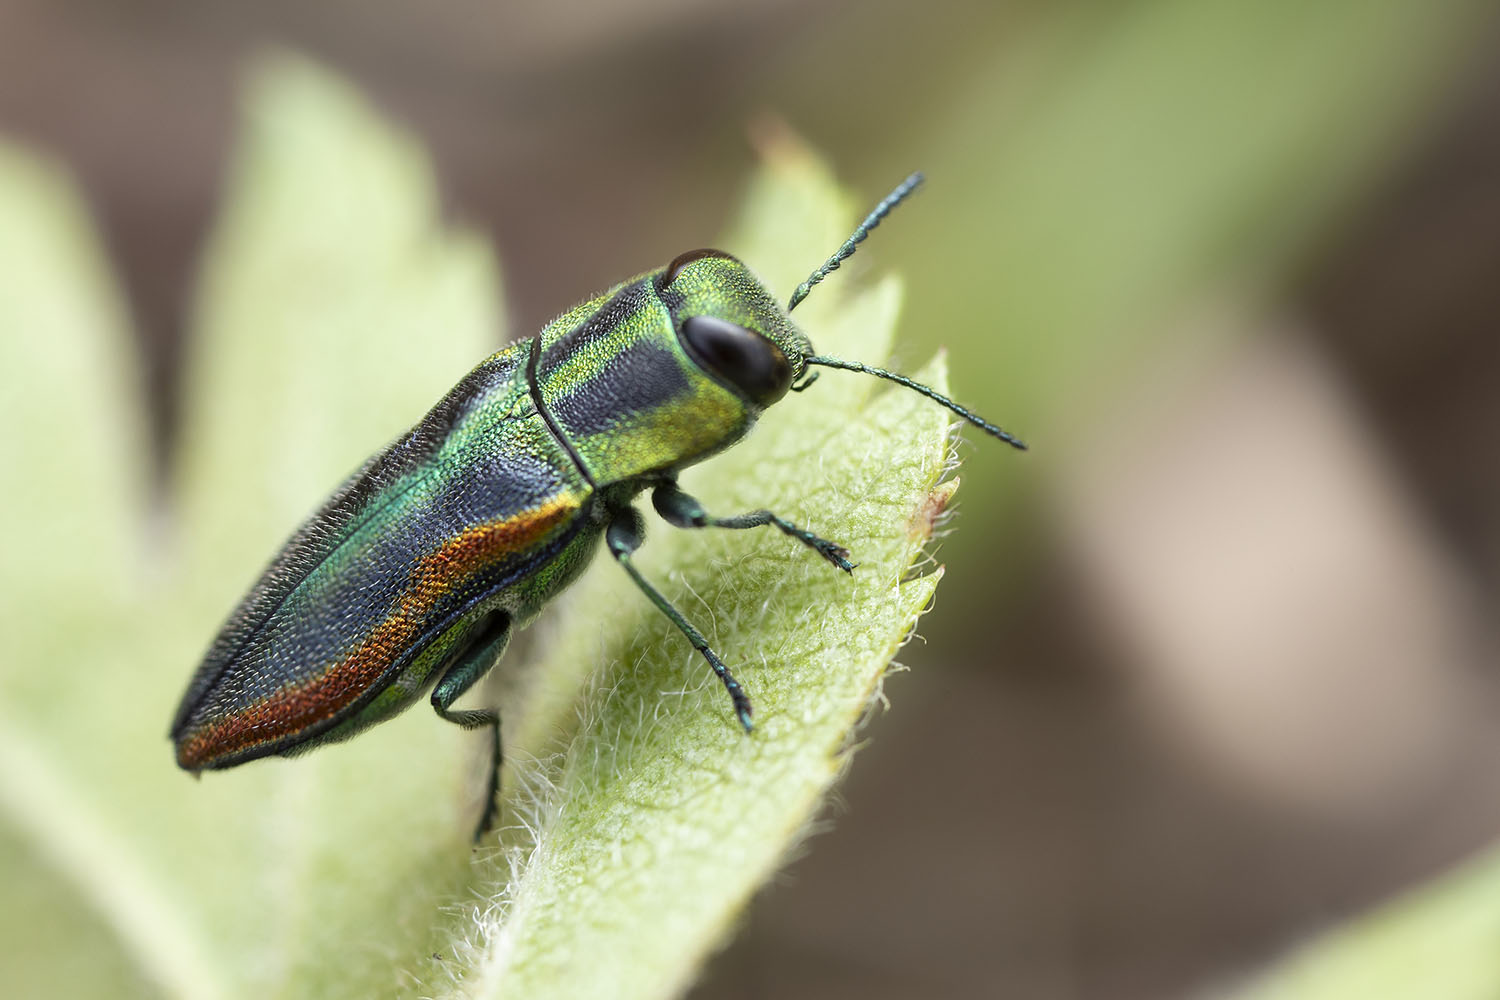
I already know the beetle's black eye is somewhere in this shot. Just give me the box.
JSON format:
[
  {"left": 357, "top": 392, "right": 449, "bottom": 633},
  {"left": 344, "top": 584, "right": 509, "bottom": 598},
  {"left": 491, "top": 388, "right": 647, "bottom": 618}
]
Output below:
[
  {"left": 663, "top": 248, "right": 735, "bottom": 286},
  {"left": 680, "top": 315, "right": 793, "bottom": 407}
]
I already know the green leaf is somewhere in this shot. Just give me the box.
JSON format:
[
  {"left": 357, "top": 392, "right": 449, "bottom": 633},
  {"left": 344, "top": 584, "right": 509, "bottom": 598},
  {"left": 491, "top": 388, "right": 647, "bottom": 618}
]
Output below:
[
  {"left": 0, "top": 136, "right": 159, "bottom": 1000},
  {"left": 415, "top": 140, "right": 954, "bottom": 1000},
  {"left": 1238, "top": 847, "right": 1500, "bottom": 1000},
  {"left": 860, "top": 0, "right": 1494, "bottom": 625},
  {"left": 0, "top": 57, "right": 955, "bottom": 1000},
  {"left": 0, "top": 53, "right": 501, "bottom": 1000},
  {"left": 165, "top": 53, "right": 505, "bottom": 999}
]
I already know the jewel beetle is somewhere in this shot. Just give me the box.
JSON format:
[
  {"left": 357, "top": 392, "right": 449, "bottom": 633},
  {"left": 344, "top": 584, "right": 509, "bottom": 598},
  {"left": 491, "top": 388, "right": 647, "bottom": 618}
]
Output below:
[{"left": 170, "top": 173, "right": 1025, "bottom": 839}]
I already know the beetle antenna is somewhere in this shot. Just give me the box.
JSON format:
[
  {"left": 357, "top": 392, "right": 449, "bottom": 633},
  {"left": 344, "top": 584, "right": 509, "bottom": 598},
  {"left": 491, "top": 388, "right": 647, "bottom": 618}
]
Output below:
[
  {"left": 788, "top": 172, "right": 924, "bottom": 313},
  {"left": 803, "top": 354, "right": 1028, "bottom": 451}
]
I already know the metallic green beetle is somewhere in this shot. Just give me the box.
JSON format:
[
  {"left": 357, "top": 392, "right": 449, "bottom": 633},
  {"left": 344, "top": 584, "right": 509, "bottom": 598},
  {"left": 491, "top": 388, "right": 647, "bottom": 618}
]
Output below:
[{"left": 170, "top": 174, "right": 1025, "bottom": 838}]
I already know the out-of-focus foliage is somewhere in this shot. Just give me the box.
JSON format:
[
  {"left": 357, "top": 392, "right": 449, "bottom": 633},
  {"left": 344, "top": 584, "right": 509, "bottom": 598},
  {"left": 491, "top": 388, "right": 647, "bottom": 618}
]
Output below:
[
  {"left": 0, "top": 56, "right": 957, "bottom": 999},
  {"left": 1241, "top": 847, "right": 1500, "bottom": 1000},
  {"left": 851, "top": 0, "right": 1493, "bottom": 620},
  {"left": 0, "top": 58, "right": 499, "bottom": 1000}
]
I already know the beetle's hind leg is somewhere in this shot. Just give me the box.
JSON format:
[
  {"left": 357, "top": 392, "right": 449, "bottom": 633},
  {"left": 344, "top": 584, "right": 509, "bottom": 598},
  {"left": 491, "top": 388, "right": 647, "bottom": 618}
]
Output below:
[
  {"left": 651, "top": 480, "right": 854, "bottom": 572},
  {"left": 606, "top": 504, "right": 756, "bottom": 732},
  {"left": 432, "top": 610, "right": 511, "bottom": 842}
]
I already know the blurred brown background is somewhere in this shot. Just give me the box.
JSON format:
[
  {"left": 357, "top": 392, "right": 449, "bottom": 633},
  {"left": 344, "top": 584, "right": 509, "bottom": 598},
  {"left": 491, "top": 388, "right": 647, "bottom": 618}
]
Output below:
[{"left": 3, "top": 1, "right": 1498, "bottom": 997}]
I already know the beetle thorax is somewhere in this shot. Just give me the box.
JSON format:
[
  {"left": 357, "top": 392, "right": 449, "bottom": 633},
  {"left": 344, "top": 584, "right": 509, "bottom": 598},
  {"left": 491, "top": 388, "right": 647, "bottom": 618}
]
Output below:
[{"left": 531, "top": 277, "right": 759, "bottom": 487}]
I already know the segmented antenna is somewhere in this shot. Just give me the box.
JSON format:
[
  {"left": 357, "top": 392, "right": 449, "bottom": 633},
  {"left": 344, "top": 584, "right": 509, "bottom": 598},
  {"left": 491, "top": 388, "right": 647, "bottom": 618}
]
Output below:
[
  {"left": 804, "top": 355, "right": 1028, "bottom": 451},
  {"left": 787, "top": 172, "right": 924, "bottom": 312}
]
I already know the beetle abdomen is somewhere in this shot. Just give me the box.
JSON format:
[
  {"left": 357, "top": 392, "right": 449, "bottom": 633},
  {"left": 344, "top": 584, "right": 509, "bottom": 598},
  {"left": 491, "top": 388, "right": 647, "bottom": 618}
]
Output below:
[
  {"left": 174, "top": 485, "right": 582, "bottom": 769},
  {"left": 171, "top": 342, "right": 595, "bottom": 769}
]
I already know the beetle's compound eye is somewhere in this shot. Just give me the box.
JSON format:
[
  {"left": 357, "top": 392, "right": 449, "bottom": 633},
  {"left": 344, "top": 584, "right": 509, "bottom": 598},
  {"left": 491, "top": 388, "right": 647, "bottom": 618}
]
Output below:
[
  {"left": 680, "top": 315, "right": 793, "bottom": 407},
  {"left": 662, "top": 248, "right": 735, "bottom": 286}
]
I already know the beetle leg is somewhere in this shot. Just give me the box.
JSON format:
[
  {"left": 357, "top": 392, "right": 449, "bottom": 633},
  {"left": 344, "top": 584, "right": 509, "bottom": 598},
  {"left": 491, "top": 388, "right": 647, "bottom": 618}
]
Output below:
[
  {"left": 432, "top": 610, "right": 511, "bottom": 842},
  {"left": 651, "top": 480, "right": 855, "bottom": 573},
  {"left": 606, "top": 505, "right": 755, "bottom": 733}
]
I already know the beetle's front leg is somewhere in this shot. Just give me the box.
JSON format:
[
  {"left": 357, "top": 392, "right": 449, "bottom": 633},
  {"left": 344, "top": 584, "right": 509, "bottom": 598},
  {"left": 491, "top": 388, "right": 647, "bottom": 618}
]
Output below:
[
  {"left": 651, "top": 480, "right": 855, "bottom": 573},
  {"left": 606, "top": 504, "right": 755, "bottom": 732}
]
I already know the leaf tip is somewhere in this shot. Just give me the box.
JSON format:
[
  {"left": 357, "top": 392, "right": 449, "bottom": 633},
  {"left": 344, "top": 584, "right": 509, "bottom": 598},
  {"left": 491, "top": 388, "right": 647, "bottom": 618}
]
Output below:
[{"left": 910, "top": 477, "right": 961, "bottom": 542}]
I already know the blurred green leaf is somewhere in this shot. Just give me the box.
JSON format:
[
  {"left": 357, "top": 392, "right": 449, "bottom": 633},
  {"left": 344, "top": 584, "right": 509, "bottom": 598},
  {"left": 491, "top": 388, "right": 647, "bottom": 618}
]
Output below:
[
  {"left": 1239, "top": 846, "right": 1500, "bottom": 1000},
  {"left": 0, "top": 53, "right": 500, "bottom": 999},
  {"left": 0, "top": 136, "right": 157, "bottom": 1000},
  {"left": 846, "top": 0, "right": 1493, "bottom": 628}
]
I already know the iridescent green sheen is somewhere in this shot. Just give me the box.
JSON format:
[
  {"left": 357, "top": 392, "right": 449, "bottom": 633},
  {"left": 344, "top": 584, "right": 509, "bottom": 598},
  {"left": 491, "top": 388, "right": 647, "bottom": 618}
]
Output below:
[
  {"left": 532, "top": 255, "right": 811, "bottom": 487},
  {"left": 172, "top": 177, "right": 1020, "bottom": 840},
  {"left": 171, "top": 254, "right": 816, "bottom": 838}
]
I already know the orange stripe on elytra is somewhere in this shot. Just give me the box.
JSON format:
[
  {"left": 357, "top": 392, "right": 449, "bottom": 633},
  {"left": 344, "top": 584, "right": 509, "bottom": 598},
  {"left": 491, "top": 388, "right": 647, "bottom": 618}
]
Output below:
[{"left": 178, "top": 494, "right": 577, "bottom": 767}]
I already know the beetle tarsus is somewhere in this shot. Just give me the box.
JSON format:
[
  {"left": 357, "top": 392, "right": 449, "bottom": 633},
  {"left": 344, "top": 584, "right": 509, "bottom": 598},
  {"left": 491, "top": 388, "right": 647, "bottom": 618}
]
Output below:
[
  {"left": 652, "top": 482, "right": 855, "bottom": 573},
  {"left": 473, "top": 720, "right": 502, "bottom": 843},
  {"left": 609, "top": 503, "right": 758, "bottom": 732},
  {"left": 431, "top": 611, "right": 511, "bottom": 842}
]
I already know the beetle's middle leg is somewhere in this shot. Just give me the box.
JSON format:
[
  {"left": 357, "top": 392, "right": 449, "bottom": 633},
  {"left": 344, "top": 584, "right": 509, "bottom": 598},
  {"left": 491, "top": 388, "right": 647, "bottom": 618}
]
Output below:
[
  {"left": 432, "top": 610, "right": 511, "bottom": 842},
  {"left": 651, "top": 480, "right": 854, "bottom": 572},
  {"left": 606, "top": 504, "right": 755, "bottom": 732}
]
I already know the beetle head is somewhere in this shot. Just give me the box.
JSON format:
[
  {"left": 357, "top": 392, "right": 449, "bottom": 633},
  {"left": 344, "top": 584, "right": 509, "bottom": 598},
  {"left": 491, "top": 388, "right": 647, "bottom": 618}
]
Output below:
[
  {"left": 654, "top": 173, "right": 1028, "bottom": 453},
  {"left": 655, "top": 249, "right": 813, "bottom": 411}
]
